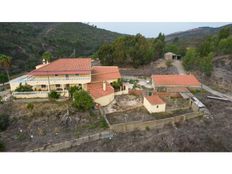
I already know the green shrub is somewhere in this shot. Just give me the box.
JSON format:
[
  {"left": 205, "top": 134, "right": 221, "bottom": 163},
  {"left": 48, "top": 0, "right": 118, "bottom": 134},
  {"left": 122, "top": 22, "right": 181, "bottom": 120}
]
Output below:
[
  {"left": 0, "top": 114, "right": 10, "bottom": 131},
  {"left": 145, "top": 126, "right": 150, "bottom": 131},
  {"left": 48, "top": 90, "right": 60, "bottom": 100},
  {"left": 68, "top": 86, "right": 82, "bottom": 98},
  {"left": 165, "top": 60, "right": 173, "bottom": 67},
  {"left": 99, "top": 117, "right": 108, "bottom": 129},
  {"left": 0, "top": 139, "right": 5, "bottom": 152},
  {"left": 15, "top": 83, "right": 33, "bottom": 92},
  {"left": 27, "top": 103, "right": 34, "bottom": 111},
  {"left": 111, "top": 79, "right": 123, "bottom": 90},
  {"left": 73, "top": 90, "right": 94, "bottom": 111}
]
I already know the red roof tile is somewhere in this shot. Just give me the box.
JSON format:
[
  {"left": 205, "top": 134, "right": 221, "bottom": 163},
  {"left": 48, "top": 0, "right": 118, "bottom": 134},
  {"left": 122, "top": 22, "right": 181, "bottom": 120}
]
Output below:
[
  {"left": 28, "top": 58, "right": 92, "bottom": 75},
  {"left": 91, "top": 66, "right": 121, "bottom": 82},
  {"left": 145, "top": 95, "right": 165, "bottom": 105},
  {"left": 87, "top": 82, "right": 114, "bottom": 99},
  {"left": 152, "top": 74, "right": 201, "bottom": 87}
]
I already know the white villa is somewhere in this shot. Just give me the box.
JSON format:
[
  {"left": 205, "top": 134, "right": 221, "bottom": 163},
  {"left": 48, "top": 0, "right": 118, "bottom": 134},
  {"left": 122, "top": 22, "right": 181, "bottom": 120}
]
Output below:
[{"left": 10, "top": 58, "right": 125, "bottom": 106}]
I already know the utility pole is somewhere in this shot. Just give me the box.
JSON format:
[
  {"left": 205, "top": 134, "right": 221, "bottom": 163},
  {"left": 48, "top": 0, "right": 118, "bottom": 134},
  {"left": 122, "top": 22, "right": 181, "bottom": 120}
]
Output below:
[{"left": 47, "top": 71, "right": 51, "bottom": 91}]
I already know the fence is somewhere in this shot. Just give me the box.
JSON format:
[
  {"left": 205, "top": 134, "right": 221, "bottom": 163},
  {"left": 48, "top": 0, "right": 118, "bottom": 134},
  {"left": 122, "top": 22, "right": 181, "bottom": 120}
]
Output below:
[
  {"left": 109, "top": 112, "right": 203, "bottom": 133},
  {"left": 30, "top": 131, "right": 113, "bottom": 152},
  {"left": 12, "top": 90, "right": 69, "bottom": 98}
]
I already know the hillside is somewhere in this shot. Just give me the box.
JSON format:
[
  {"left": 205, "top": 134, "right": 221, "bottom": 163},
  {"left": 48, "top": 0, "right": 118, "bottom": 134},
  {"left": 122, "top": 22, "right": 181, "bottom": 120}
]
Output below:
[
  {"left": 166, "top": 24, "right": 232, "bottom": 47},
  {"left": 0, "top": 23, "right": 123, "bottom": 74}
]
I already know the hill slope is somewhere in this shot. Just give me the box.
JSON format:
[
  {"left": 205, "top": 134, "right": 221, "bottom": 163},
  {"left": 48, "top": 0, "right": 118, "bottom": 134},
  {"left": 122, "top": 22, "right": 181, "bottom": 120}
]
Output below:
[
  {"left": 166, "top": 24, "right": 232, "bottom": 47},
  {"left": 0, "top": 22, "right": 123, "bottom": 74}
]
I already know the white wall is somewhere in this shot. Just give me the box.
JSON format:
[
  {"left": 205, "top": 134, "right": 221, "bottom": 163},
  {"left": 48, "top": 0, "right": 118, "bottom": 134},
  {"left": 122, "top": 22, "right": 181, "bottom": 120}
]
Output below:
[
  {"left": 143, "top": 97, "right": 166, "bottom": 113},
  {"left": 94, "top": 93, "right": 114, "bottom": 106}
]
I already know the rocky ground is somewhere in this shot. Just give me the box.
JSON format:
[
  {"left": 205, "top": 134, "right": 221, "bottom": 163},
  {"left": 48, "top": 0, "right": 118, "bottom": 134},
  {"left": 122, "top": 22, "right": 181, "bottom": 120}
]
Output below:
[
  {"left": 0, "top": 100, "right": 107, "bottom": 151},
  {"left": 196, "top": 55, "right": 232, "bottom": 94},
  {"left": 63, "top": 92, "right": 232, "bottom": 152},
  {"left": 120, "top": 59, "right": 178, "bottom": 77}
]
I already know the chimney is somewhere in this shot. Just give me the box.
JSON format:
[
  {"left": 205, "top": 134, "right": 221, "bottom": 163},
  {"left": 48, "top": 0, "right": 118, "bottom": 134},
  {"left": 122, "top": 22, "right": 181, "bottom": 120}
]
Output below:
[
  {"left": 42, "top": 58, "right": 46, "bottom": 64},
  {"left": 103, "top": 81, "right": 106, "bottom": 91}
]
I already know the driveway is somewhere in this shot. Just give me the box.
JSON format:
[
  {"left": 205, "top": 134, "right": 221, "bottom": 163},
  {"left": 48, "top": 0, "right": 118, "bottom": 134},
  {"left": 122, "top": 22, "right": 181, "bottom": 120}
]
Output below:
[
  {"left": 172, "top": 60, "right": 232, "bottom": 102},
  {"left": 122, "top": 75, "right": 152, "bottom": 89},
  {"left": 172, "top": 60, "right": 186, "bottom": 74}
]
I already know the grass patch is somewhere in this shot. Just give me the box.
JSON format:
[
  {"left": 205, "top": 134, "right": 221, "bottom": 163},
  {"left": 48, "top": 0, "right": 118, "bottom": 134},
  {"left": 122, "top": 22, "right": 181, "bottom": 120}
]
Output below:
[
  {"left": 16, "top": 132, "right": 28, "bottom": 141},
  {"left": 0, "top": 139, "right": 5, "bottom": 152},
  {"left": 99, "top": 117, "right": 109, "bottom": 129}
]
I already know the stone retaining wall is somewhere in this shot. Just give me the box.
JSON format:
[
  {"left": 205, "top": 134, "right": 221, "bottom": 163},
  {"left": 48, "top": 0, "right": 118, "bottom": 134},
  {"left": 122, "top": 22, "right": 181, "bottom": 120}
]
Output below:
[
  {"left": 109, "top": 112, "right": 202, "bottom": 133},
  {"left": 30, "top": 131, "right": 113, "bottom": 152}
]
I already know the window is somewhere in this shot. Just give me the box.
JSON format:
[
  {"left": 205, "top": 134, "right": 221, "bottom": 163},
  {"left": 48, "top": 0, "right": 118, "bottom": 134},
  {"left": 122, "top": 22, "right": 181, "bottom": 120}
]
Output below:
[
  {"left": 75, "top": 74, "right": 80, "bottom": 76},
  {"left": 55, "top": 74, "right": 58, "bottom": 76},
  {"left": 41, "top": 85, "right": 46, "bottom": 88},
  {"left": 56, "top": 84, "right": 61, "bottom": 88},
  {"left": 156, "top": 105, "right": 159, "bottom": 108}
]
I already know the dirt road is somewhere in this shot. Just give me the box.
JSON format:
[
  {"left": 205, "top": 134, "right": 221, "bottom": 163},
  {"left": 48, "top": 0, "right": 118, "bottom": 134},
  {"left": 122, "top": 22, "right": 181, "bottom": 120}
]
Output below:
[{"left": 172, "top": 60, "right": 232, "bottom": 102}]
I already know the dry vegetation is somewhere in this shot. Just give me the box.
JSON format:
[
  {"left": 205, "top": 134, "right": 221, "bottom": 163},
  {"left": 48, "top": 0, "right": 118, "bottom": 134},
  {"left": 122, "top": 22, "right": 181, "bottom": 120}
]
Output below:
[
  {"left": 0, "top": 100, "right": 106, "bottom": 151},
  {"left": 64, "top": 92, "right": 232, "bottom": 152}
]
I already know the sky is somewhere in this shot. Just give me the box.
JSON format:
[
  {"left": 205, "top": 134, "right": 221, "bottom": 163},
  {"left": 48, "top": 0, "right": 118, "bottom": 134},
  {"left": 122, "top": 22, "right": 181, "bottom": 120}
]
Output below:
[{"left": 91, "top": 22, "right": 231, "bottom": 38}]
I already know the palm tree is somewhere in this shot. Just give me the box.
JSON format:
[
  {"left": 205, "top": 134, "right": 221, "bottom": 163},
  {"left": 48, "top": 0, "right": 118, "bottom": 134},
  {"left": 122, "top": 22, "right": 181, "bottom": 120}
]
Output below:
[
  {"left": 42, "top": 51, "right": 52, "bottom": 63},
  {"left": 0, "top": 54, "right": 11, "bottom": 82}
]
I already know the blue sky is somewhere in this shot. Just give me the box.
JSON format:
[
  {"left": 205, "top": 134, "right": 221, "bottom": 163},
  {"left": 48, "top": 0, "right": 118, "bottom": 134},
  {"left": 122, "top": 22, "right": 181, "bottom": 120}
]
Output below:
[{"left": 91, "top": 22, "right": 231, "bottom": 38}]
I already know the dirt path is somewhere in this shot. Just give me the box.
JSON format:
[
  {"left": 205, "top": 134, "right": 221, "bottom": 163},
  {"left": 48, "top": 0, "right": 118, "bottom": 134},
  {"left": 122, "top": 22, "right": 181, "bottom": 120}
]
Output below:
[
  {"left": 172, "top": 60, "right": 186, "bottom": 74},
  {"left": 172, "top": 60, "right": 232, "bottom": 102}
]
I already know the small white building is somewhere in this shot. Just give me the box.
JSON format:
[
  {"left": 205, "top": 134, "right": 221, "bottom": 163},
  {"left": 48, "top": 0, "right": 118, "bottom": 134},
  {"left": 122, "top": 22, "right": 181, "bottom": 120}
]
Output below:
[{"left": 143, "top": 94, "right": 166, "bottom": 113}]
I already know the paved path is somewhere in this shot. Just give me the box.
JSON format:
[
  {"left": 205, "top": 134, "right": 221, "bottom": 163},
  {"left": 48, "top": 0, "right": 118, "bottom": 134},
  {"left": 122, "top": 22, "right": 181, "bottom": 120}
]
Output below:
[
  {"left": 172, "top": 60, "right": 232, "bottom": 102},
  {"left": 172, "top": 60, "right": 186, "bottom": 74}
]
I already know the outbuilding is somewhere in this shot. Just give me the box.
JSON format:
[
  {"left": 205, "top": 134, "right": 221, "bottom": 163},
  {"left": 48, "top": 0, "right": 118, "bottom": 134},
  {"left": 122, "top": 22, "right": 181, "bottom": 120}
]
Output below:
[{"left": 143, "top": 94, "right": 166, "bottom": 113}]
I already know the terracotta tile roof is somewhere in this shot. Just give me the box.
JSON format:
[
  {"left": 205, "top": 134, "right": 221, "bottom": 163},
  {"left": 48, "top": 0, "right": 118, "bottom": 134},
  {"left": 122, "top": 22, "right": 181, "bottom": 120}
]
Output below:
[
  {"left": 87, "top": 82, "right": 114, "bottom": 99},
  {"left": 166, "top": 87, "right": 190, "bottom": 93},
  {"left": 28, "top": 58, "right": 92, "bottom": 75},
  {"left": 91, "top": 66, "right": 121, "bottom": 82},
  {"left": 152, "top": 74, "right": 201, "bottom": 87},
  {"left": 145, "top": 94, "right": 165, "bottom": 105}
]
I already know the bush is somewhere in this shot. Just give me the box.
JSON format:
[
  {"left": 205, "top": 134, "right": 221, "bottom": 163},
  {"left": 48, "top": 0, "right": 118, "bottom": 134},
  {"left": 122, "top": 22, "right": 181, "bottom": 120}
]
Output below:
[
  {"left": 165, "top": 60, "right": 173, "bottom": 67},
  {"left": 27, "top": 103, "right": 34, "bottom": 111},
  {"left": 68, "top": 86, "right": 82, "bottom": 98},
  {"left": 145, "top": 126, "right": 150, "bottom": 131},
  {"left": 0, "top": 96, "right": 2, "bottom": 104},
  {"left": 111, "top": 79, "right": 123, "bottom": 90},
  {"left": 0, "top": 114, "right": 10, "bottom": 131},
  {"left": 73, "top": 90, "right": 94, "bottom": 111},
  {"left": 0, "top": 139, "right": 5, "bottom": 152},
  {"left": 48, "top": 90, "right": 60, "bottom": 100},
  {"left": 15, "top": 83, "right": 33, "bottom": 92},
  {"left": 99, "top": 117, "right": 108, "bottom": 129}
]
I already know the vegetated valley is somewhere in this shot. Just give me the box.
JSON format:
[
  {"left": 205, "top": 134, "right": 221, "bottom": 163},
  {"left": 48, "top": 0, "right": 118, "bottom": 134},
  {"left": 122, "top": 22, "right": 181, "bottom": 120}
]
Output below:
[{"left": 0, "top": 23, "right": 232, "bottom": 152}]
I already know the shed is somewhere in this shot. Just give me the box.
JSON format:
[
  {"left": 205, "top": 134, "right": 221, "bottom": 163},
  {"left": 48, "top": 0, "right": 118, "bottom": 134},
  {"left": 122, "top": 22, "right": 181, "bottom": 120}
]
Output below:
[{"left": 143, "top": 94, "right": 166, "bottom": 113}]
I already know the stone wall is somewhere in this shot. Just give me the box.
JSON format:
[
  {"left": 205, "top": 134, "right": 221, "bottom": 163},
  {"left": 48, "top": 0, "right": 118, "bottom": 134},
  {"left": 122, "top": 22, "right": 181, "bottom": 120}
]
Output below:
[
  {"left": 109, "top": 112, "right": 202, "bottom": 133},
  {"left": 30, "top": 131, "right": 113, "bottom": 152}
]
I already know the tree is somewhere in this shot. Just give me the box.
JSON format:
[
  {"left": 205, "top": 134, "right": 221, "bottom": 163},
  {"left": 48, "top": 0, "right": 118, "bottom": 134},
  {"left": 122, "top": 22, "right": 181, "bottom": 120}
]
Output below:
[
  {"left": 0, "top": 114, "right": 10, "bottom": 132},
  {"left": 15, "top": 83, "right": 33, "bottom": 92},
  {"left": 199, "top": 52, "right": 213, "bottom": 76},
  {"left": 152, "top": 33, "right": 166, "bottom": 59},
  {"left": 48, "top": 91, "right": 60, "bottom": 100},
  {"left": 0, "top": 73, "right": 8, "bottom": 87},
  {"left": 73, "top": 90, "right": 94, "bottom": 111},
  {"left": 111, "top": 79, "right": 123, "bottom": 90},
  {"left": 218, "top": 36, "right": 232, "bottom": 54},
  {"left": 182, "top": 48, "right": 199, "bottom": 70},
  {"left": 42, "top": 51, "right": 52, "bottom": 62},
  {"left": 0, "top": 54, "right": 11, "bottom": 81},
  {"left": 218, "top": 27, "right": 231, "bottom": 40},
  {"left": 68, "top": 85, "right": 82, "bottom": 98},
  {"left": 97, "top": 43, "right": 114, "bottom": 65}
]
